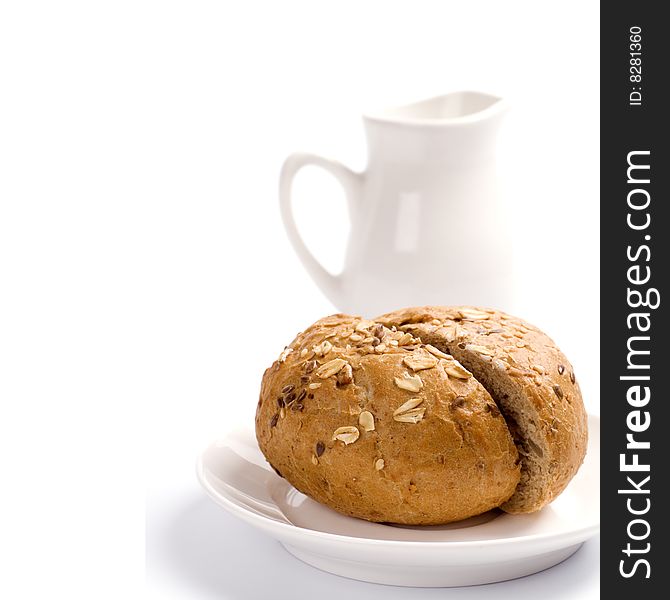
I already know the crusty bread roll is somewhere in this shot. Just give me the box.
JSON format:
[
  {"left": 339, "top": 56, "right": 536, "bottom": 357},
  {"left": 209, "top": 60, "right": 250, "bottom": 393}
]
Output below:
[{"left": 255, "top": 307, "right": 587, "bottom": 524}]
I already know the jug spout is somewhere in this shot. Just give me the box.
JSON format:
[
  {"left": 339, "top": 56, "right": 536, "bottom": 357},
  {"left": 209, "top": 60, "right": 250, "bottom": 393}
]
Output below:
[
  {"left": 365, "top": 91, "right": 506, "bottom": 124},
  {"left": 363, "top": 91, "right": 507, "bottom": 166}
]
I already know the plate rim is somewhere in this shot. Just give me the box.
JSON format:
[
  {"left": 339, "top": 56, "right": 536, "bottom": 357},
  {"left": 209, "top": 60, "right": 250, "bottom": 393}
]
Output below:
[{"left": 196, "top": 414, "right": 600, "bottom": 550}]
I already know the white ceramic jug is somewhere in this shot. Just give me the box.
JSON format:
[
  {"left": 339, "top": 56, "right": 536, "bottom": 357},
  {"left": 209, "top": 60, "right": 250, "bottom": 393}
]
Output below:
[{"left": 280, "top": 91, "right": 512, "bottom": 317}]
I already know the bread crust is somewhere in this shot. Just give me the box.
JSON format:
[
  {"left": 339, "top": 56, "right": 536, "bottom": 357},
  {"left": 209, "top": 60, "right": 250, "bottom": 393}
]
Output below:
[
  {"left": 255, "top": 314, "right": 520, "bottom": 525},
  {"left": 376, "top": 306, "right": 589, "bottom": 513}
]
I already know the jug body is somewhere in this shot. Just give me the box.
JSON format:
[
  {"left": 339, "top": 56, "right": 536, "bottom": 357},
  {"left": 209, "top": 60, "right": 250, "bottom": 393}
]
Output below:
[{"left": 280, "top": 92, "right": 513, "bottom": 317}]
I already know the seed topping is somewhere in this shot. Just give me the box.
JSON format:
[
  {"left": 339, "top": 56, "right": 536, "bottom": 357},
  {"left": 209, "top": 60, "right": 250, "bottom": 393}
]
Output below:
[
  {"left": 425, "top": 344, "right": 450, "bottom": 359},
  {"left": 358, "top": 411, "right": 375, "bottom": 431},
  {"left": 394, "top": 372, "right": 423, "bottom": 392},
  {"left": 316, "top": 358, "right": 348, "bottom": 379},
  {"left": 393, "top": 398, "right": 426, "bottom": 423},
  {"left": 465, "top": 344, "right": 495, "bottom": 356},
  {"left": 458, "top": 308, "right": 490, "bottom": 321},
  {"left": 332, "top": 426, "right": 360, "bottom": 445},
  {"left": 439, "top": 358, "right": 472, "bottom": 380},
  {"left": 403, "top": 353, "right": 438, "bottom": 371},
  {"left": 336, "top": 363, "right": 354, "bottom": 386}
]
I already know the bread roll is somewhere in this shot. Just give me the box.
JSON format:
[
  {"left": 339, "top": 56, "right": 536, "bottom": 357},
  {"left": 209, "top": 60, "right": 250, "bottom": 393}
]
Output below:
[{"left": 255, "top": 307, "right": 587, "bottom": 524}]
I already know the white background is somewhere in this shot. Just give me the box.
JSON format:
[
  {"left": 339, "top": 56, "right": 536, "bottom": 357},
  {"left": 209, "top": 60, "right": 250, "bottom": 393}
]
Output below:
[{"left": 0, "top": 1, "right": 599, "bottom": 598}]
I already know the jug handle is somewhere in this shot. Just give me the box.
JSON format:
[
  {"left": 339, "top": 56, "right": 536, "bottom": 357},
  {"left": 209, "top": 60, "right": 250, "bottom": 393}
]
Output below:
[{"left": 279, "top": 152, "right": 361, "bottom": 308}]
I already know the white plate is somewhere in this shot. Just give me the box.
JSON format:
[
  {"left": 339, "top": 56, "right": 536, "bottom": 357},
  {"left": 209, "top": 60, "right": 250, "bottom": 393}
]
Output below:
[{"left": 197, "top": 415, "right": 599, "bottom": 587}]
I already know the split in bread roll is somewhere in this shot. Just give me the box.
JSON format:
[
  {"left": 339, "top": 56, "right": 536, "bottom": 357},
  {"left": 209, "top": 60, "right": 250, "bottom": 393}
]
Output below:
[
  {"left": 376, "top": 306, "right": 588, "bottom": 513},
  {"left": 255, "top": 307, "right": 588, "bottom": 524}
]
